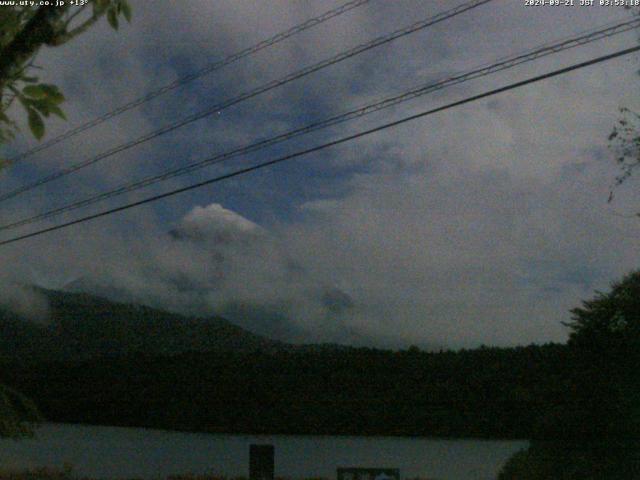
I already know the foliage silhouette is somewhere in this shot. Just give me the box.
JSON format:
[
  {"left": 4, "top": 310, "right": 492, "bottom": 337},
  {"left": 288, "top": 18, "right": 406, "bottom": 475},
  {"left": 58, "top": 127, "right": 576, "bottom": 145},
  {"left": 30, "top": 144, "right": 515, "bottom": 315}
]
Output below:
[{"left": 500, "top": 271, "right": 640, "bottom": 478}]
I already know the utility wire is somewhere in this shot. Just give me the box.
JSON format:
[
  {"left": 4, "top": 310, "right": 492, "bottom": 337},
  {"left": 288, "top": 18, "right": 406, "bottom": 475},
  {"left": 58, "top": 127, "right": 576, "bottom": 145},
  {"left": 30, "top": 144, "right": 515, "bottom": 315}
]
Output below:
[
  {"left": 0, "top": 0, "right": 494, "bottom": 204},
  {"left": 2, "top": 17, "right": 639, "bottom": 233},
  {"left": 1, "top": 44, "right": 638, "bottom": 248},
  {"left": 4, "top": 0, "right": 373, "bottom": 165}
]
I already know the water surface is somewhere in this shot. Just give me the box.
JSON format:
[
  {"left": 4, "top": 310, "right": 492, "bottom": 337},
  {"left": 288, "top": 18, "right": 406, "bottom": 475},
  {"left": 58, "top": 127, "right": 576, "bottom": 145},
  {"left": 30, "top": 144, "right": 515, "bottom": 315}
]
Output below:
[{"left": 0, "top": 424, "right": 527, "bottom": 480}]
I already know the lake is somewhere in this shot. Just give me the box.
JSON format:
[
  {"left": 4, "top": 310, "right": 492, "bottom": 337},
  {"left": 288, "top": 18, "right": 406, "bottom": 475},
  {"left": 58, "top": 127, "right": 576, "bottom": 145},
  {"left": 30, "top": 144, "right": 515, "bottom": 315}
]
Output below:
[{"left": 0, "top": 424, "right": 527, "bottom": 480}]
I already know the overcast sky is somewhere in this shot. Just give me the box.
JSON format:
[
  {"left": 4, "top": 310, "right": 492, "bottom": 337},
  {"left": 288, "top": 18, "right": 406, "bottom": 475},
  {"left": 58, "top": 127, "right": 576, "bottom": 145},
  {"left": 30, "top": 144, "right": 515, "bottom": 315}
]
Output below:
[{"left": 0, "top": 0, "right": 639, "bottom": 349}]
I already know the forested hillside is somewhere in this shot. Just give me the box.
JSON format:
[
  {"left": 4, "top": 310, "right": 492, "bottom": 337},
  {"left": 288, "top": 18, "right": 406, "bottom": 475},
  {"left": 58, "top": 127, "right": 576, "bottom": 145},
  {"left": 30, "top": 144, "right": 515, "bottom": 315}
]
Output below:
[
  {"left": 0, "top": 288, "right": 281, "bottom": 362},
  {"left": 0, "top": 343, "right": 567, "bottom": 439}
]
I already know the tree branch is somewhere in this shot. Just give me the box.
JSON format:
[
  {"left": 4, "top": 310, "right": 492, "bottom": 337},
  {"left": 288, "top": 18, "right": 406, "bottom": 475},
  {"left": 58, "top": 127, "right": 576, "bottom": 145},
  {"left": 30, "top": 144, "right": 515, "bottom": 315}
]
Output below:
[
  {"left": 48, "top": 11, "right": 101, "bottom": 46},
  {"left": 0, "top": 6, "right": 67, "bottom": 84}
]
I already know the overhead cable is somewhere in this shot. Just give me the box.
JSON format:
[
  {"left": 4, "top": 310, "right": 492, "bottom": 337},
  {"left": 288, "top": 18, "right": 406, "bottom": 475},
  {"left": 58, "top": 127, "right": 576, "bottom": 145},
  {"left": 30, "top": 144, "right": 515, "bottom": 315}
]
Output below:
[
  {"left": 0, "top": 0, "right": 494, "bottom": 203},
  {"left": 4, "top": 0, "right": 373, "bottom": 165},
  {"left": 2, "top": 17, "right": 638, "bottom": 233},
  {"left": 1, "top": 43, "right": 638, "bottom": 247}
]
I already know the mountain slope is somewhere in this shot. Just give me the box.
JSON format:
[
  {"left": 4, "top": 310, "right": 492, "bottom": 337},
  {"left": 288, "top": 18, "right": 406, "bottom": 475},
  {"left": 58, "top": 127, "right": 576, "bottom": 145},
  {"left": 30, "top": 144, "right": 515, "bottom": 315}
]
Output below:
[{"left": 0, "top": 288, "right": 283, "bottom": 362}]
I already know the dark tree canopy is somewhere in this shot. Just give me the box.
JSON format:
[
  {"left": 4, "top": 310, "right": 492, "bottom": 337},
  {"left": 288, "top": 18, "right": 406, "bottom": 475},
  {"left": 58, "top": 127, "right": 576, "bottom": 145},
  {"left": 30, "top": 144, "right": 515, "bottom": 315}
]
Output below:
[
  {"left": 500, "top": 270, "right": 640, "bottom": 479},
  {"left": 0, "top": 384, "right": 41, "bottom": 438},
  {"left": 565, "top": 269, "right": 640, "bottom": 348}
]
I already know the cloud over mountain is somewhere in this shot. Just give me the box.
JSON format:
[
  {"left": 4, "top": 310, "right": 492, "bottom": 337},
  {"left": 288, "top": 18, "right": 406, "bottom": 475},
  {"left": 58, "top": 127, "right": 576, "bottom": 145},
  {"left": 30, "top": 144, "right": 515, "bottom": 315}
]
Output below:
[{"left": 66, "top": 203, "right": 359, "bottom": 344}]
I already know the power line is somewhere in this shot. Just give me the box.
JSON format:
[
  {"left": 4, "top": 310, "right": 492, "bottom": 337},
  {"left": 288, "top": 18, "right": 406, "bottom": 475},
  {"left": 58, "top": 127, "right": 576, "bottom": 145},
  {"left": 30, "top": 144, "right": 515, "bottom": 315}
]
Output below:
[
  {"left": 0, "top": 0, "right": 494, "bottom": 204},
  {"left": 1, "top": 44, "right": 638, "bottom": 248},
  {"left": 4, "top": 0, "right": 373, "bottom": 165},
  {"left": 2, "top": 17, "right": 639, "bottom": 233}
]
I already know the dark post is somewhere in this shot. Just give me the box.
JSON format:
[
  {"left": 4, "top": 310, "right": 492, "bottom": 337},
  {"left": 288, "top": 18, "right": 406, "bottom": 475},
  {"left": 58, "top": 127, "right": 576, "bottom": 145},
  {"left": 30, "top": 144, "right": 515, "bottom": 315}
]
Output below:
[{"left": 250, "top": 444, "right": 274, "bottom": 480}]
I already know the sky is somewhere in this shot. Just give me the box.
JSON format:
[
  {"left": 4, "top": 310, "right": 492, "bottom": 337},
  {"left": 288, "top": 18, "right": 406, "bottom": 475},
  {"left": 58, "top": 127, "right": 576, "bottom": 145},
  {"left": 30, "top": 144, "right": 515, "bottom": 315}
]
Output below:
[{"left": 0, "top": 0, "right": 639, "bottom": 349}]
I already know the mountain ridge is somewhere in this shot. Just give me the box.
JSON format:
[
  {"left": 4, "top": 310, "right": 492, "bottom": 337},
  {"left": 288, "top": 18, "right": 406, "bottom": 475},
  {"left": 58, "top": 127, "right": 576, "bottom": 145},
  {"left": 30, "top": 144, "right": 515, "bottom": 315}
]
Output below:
[{"left": 0, "top": 287, "right": 288, "bottom": 362}]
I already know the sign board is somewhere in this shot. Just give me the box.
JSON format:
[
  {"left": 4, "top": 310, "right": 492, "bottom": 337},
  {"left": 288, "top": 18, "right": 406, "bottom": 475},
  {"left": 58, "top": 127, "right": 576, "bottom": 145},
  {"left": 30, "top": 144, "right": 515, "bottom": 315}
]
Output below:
[
  {"left": 249, "top": 444, "right": 274, "bottom": 480},
  {"left": 337, "top": 468, "right": 400, "bottom": 480}
]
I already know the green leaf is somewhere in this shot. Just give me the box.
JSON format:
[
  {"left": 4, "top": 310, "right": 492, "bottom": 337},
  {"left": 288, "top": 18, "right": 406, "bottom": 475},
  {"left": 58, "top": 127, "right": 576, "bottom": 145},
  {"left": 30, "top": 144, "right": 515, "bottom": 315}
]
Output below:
[
  {"left": 22, "top": 84, "right": 64, "bottom": 105},
  {"left": 107, "top": 8, "right": 119, "bottom": 30},
  {"left": 39, "top": 84, "right": 65, "bottom": 104},
  {"left": 27, "top": 108, "right": 45, "bottom": 140},
  {"left": 120, "top": 0, "right": 132, "bottom": 22},
  {"left": 31, "top": 100, "right": 51, "bottom": 117},
  {"left": 93, "top": 0, "right": 109, "bottom": 15},
  {"left": 17, "top": 94, "right": 32, "bottom": 109},
  {"left": 22, "top": 85, "right": 47, "bottom": 99},
  {"left": 49, "top": 105, "right": 67, "bottom": 120}
]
